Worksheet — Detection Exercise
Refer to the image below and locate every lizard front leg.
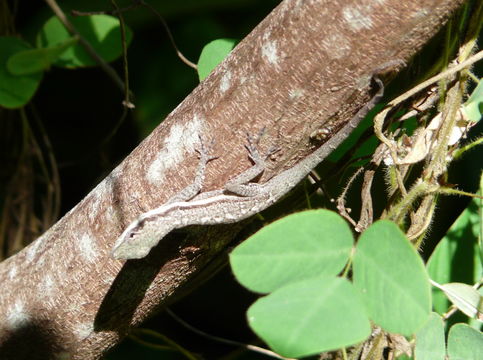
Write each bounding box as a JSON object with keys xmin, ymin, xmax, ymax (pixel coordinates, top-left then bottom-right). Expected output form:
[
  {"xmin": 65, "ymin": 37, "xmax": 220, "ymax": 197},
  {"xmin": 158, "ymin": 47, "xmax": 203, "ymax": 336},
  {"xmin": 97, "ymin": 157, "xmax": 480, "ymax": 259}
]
[{"xmin": 166, "ymin": 136, "xmax": 217, "ymax": 203}]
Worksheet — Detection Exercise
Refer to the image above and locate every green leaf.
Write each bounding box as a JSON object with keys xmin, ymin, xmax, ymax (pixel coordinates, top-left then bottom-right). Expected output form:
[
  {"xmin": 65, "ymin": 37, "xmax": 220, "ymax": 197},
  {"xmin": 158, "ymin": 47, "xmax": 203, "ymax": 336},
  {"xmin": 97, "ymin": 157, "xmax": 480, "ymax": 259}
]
[
  {"xmin": 0, "ymin": 36, "xmax": 43, "ymax": 109},
  {"xmin": 197, "ymin": 38, "xmax": 237, "ymax": 81},
  {"xmin": 230, "ymin": 210, "xmax": 354, "ymax": 293},
  {"xmin": 7, "ymin": 37, "xmax": 78, "ymax": 75},
  {"xmin": 463, "ymin": 79, "xmax": 483, "ymax": 122},
  {"xmin": 36, "ymin": 15, "xmax": 133, "ymax": 68},
  {"xmin": 415, "ymin": 312, "xmax": 446, "ymax": 360},
  {"xmin": 247, "ymin": 277, "xmax": 371, "ymax": 358},
  {"xmin": 437, "ymin": 282, "xmax": 483, "ymax": 321},
  {"xmin": 447, "ymin": 323, "xmax": 483, "ymax": 360},
  {"xmin": 427, "ymin": 186, "xmax": 482, "ymax": 315},
  {"xmin": 353, "ymin": 220, "xmax": 431, "ymax": 336}
]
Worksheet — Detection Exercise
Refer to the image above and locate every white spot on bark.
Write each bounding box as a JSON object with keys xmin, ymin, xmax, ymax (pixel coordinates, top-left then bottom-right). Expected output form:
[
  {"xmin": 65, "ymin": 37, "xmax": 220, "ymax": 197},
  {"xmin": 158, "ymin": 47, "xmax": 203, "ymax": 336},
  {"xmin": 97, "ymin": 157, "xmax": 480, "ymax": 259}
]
[
  {"xmin": 88, "ymin": 171, "xmax": 117, "ymax": 223},
  {"xmin": 105, "ymin": 204, "xmax": 120, "ymax": 224},
  {"xmin": 8, "ymin": 266, "xmax": 17, "ymax": 280},
  {"xmin": 107, "ymin": 164, "xmax": 123, "ymax": 183},
  {"xmin": 79, "ymin": 232, "xmax": 98, "ymax": 263},
  {"xmin": 75, "ymin": 322, "xmax": 94, "ymax": 340},
  {"xmin": 88, "ymin": 184, "xmax": 106, "ymax": 220},
  {"xmin": 322, "ymin": 33, "xmax": 352, "ymax": 59},
  {"xmin": 220, "ymin": 71, "xmax": 232, "ymax": 93},
  {"xmin": 88, "ymin": 197, "xmax": 101, "ymax": 223},
  {"xmin": 39, "ymin": 275, "xmax": 56, "ymax": 298},
  {"xmin": 65, "ymin": 299, "xmax": 83, "ymax": 315},
  {"xmin": 25, "ymin": 235, "xmax": 44, "ymax": 263},
  {"xmin": 289, "ymin": 88, "xmax": 304, "ymax": 100},
  {"xmin": 36, "ymin": 252, "xmax": 48, "ymax": 269},
  {"xmin": 343, "ymin": 6, "xmax": 374, "ymax": 31},
  {"xmin": 289, "ymin": 0, "xmax": 305, "ymax": 13},
  {"xmin": 414, "ymin": 8, "xmax": 430, "ymax": 17},
  {"xmin": 7, "ymin": 300, "xmax": 30, "ymax": 329},
  {"xmin": 147, "ymin": 115, "xmax": 204, "ymax": 185},
  {"xmin": 262, "ymin": 40, "xmax": 279, "ymax": 65},
  {"xmin": 102, "ymin": 274, "xmax": 116, "ymax": 285}
]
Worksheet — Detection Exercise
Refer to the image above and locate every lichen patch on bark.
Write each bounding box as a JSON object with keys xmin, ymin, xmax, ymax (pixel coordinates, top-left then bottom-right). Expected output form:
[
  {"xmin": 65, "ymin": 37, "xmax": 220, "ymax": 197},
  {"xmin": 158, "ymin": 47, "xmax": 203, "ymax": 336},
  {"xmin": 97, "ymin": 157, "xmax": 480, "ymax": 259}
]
[
  {"xmin": 6, "ymin": 300, "xmax": 30, "ymax": 330},
  {"xmin": 342, "ymin": 5, "xmax": 375, "ymax": 31},
  {"xmin": 146, "ymin": 115, "xmax": 205, "ymax": 185},
  {"xmin": 219, "ymin": 71, "xmax": 232, "ymax": 93},
  {"xmin": 78, "ymin": 232, "xmax": 99, "ymax": 263}
]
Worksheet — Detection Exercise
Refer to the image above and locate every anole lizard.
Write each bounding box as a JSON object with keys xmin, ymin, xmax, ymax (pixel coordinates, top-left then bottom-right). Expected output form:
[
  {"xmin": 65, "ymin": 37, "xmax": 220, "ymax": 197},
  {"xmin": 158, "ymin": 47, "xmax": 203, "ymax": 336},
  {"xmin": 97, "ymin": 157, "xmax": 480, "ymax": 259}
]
[{"xmin": 112, "ymin": 62, "xmax": 403, "ymax": 260}]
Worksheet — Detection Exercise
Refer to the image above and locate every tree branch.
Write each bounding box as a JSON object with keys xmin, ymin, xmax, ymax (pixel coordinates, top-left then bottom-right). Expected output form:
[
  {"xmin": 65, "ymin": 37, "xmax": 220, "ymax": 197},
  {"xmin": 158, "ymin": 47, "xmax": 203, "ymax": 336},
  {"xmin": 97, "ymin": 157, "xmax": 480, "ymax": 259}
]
[{"xmin": 0, "ymin": 0, "xmax": 466, "ymax": 358}]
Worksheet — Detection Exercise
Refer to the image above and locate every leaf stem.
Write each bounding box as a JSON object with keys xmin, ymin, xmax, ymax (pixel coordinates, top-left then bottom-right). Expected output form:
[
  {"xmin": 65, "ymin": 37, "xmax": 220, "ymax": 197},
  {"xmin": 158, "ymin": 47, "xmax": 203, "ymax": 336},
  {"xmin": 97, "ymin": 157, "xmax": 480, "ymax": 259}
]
[{"xmin": 138, "ymin": 0, "xmax": 197, "ymax": 69}]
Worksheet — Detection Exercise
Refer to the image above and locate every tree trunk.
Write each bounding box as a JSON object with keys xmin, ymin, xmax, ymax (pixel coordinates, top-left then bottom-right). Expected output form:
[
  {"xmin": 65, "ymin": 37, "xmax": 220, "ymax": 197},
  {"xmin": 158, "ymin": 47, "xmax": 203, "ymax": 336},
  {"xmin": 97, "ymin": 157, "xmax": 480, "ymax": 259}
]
[{"xmin": 0, "ymin": 0, "xmax": 466, "ymax": 358}]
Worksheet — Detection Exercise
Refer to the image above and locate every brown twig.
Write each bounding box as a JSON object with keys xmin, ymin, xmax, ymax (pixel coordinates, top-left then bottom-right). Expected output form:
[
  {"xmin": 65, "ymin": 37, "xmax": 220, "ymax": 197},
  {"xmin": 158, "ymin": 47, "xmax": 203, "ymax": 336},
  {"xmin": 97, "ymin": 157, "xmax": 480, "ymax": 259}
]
[
  {"xmin": 137, "ymin": 0, "xmax": 197, "ymax": 69},
  {"xmin": 109, "ymin": 0, "xmax": 134, "ymax": 109},
  {"xmin": 165, "ymin": 309, "xmax": 295, "ymax": 360},
  {"xmin": 335, "ymin": 167, "xmax": 363, "ymax": 228}
]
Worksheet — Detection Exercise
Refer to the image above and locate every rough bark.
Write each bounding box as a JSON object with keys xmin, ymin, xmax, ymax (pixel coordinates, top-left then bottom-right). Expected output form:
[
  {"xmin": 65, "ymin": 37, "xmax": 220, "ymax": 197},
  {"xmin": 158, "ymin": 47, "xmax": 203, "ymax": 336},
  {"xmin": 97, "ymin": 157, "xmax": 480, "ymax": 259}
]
[{"xmin": 0, "ymin": 0, "xmax": 466, "ymax": 358}]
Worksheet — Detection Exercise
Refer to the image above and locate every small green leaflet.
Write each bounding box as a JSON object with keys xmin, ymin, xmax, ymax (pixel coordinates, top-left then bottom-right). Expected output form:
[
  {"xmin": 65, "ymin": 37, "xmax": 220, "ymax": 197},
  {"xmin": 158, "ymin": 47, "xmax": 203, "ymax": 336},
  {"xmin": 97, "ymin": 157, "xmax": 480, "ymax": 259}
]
[{"xmin": 197, "ymin": 38, "xmax": 237, "ymax": 81}]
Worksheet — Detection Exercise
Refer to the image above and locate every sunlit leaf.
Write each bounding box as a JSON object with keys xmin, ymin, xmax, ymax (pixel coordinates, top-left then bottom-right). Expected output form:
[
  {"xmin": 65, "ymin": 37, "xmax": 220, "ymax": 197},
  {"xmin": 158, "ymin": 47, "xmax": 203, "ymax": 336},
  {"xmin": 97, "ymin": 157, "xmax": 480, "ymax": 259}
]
[
  {"xmin": 353, "ymin": 220, "xmax": 431, "ymax": 335},
  {"xmin": 415, "ymin": 312, "xmax": 446, "ymax": 360},
  {"xmin": 230, "ymin": 210, "xmax": 353, "ymax": 293},
  {"xmin": 197, "ymin": 38, "xmax": 237, "ymax": 81},
  {"xmin": 37, "ymin": 15, "xmax": 132, "ymax": 68},
  {"xmin": 7, "ymin": 37, "xmax": 78, "ymax": 75},
  {"xmin": 447, "ymin": 323, "xmax": 483, "ymax": 360},
  {"xmin": 247, "ymin": 277, "xmax": 371, "ymax": 358},
  {"xmin": 432, "ymin": 282, "xmax": 483, "ymax": 321}
]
